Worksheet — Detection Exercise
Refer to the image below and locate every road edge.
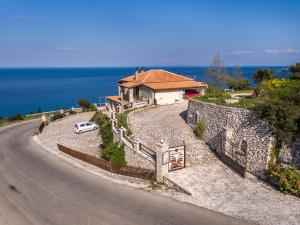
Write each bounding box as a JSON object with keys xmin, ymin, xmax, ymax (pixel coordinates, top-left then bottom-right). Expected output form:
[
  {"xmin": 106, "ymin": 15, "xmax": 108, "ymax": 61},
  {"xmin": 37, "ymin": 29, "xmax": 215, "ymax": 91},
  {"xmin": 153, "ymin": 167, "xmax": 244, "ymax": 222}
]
[{"xmin": 32, "ymin": 134, "xmax": 150, "ymax": 189}]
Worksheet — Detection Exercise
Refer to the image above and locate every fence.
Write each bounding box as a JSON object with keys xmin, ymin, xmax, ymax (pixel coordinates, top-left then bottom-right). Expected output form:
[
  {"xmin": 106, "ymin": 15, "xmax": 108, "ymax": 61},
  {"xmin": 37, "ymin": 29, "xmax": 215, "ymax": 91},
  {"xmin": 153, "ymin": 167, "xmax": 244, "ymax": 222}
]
[
  {"xmin": 57, "ymin": 144, "xmax": 155, "ymax": 180},
  {"xmin": 139, "ymin": 143, "xmax": 156, "ymax": 161},
  {"xmin": 122, "ymin": 132, "xmax": 134, "ymax": 148}
]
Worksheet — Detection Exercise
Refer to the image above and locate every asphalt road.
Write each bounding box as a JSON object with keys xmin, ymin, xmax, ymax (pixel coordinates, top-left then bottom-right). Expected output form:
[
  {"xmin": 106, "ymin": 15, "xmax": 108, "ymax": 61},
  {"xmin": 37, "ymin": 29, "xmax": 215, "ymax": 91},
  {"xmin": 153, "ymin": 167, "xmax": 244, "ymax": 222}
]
[{"xmin": 0, "ymin": 120, "xmax": 255, "ymax": 225}]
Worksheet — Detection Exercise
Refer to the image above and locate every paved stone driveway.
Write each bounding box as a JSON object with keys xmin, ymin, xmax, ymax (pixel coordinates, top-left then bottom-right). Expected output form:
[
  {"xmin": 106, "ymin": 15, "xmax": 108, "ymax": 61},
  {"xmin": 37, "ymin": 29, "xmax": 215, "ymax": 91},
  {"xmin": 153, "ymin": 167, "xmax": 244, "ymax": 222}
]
[
  {"xmin": 129, "ymin": 102, "xmax": 216, "ymax": 166},
  {"xmin": 39, "ymin": 112, "xmax": 101, "ymax": 158},
  {"xmin": 129, "ymin": 102, "xmax": 300, "ymax": 225}
]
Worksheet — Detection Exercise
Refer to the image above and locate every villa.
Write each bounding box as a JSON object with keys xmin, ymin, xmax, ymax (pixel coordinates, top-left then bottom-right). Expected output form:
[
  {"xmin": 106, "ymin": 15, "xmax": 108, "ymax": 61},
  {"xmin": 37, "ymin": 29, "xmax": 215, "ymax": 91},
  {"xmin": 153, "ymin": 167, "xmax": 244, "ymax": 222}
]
[{"xmin": 106, "ymin": 68, "xmax": 207, "ymax": 112}]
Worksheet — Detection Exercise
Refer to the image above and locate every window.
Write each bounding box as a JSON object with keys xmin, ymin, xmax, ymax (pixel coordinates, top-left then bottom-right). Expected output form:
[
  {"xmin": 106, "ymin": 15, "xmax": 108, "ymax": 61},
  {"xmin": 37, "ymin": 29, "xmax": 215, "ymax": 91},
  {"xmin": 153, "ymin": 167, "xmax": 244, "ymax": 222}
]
[
  {"xmin": 80, "ymin": 124, "xmax": 85, "ymax": 127},
  {"xmin": 86, "ymin": 123, "xmax": 91, "ymax": 126}
]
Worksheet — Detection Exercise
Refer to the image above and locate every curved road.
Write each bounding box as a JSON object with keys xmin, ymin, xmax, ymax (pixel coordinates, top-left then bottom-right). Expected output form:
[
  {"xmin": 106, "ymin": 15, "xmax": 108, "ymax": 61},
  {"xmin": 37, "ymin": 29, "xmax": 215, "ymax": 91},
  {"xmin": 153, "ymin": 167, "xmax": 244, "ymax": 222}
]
[{"xmin": 0, "ymin": 120, "xmax": 254, "ymax": 225}]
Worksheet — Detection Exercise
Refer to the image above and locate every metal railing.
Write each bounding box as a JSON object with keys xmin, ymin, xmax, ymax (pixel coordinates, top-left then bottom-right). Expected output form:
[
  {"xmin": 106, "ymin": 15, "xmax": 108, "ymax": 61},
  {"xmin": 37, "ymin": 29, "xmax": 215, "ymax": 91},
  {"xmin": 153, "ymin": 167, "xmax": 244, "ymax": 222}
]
[
  {"xmin": 123, "ymin": 132, "xmax": 134, "ymax": 148},
  {"xmin": 139, "ymin": 143, "xmax": 156, "ymax": 161}
]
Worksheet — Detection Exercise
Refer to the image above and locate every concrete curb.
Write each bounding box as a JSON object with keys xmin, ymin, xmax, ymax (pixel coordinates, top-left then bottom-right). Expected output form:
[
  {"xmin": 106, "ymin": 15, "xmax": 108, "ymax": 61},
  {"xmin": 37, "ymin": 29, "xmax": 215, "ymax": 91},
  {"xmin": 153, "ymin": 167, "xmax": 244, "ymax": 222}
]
[{"xmin": 32, "ymin": 135, "xmax": 150, "ymax": 189}]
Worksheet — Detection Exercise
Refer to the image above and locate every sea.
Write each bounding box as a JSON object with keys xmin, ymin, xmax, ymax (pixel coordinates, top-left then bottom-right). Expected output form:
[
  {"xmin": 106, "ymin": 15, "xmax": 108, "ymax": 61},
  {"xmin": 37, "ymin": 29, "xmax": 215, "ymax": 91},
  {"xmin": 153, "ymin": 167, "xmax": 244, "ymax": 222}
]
[{"xmin": 0, "ymin": 66, "xmax": 289, "ymax": 117}]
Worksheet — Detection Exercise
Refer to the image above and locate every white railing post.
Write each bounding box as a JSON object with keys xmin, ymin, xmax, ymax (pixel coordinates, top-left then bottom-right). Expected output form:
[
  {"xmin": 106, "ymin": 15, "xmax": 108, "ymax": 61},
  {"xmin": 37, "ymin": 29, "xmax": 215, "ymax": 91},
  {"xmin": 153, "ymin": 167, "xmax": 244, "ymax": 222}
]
[
  {"xmin": 155, "ymin": 140, "xmax": 169, "ymax": 182},
  {"xmin": 110, "ymin": 118, "xmax": 117, "ymax": 129},
  {"xmin": 133, "ymin": 138, "xmax": 141, "ymax": 152},
  {"xmin": 119, "ymin": 126, "xmax": 125, "ymax": 138}
]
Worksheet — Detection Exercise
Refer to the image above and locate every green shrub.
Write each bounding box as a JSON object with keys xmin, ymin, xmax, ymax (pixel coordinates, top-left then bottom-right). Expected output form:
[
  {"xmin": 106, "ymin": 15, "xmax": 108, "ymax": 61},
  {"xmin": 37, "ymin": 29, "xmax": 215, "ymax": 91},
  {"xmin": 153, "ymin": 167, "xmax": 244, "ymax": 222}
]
[
  {"xmin": 101, "ymin": 142, "xmax": 126, "ymax": 167},
  {"xmin": 116, "ymin": 110, "xmax": 133, "ymax": 136},
  {"xmin": 266, "ymin": 148, "xmax": 300, "ymax": 197},
  {"xmin": 91, "ymin": 112, "xmax": 126, "ymax": 166},
  {"xmin": 195, "ymin": 120, "xmax": 205, "ymax": 139},
  {"xmin": 78, "ymin": 98, "xmax": 91, "ymax": 110},
  {"xmin": 51, "ymin": 112, "xmax": 65, "ymax": 121},
  {"xmin": 253, "ymin": 69, "xmax": 275, "ymax": 84},
  {"xmin": 68, "ymin": 110, "xmax": 77, "ymax": 115},
  {"xmin": 91, "ymin": 112, "xmax": 113, "ymax": 149},
  {"xmin": 194, "ymin": 84, "xmax": 230, "ymax": 105},
  {"xmin": 8, "ymin": 113, "xmax": 24, "ymax": 121},
  {"xmin": 110, "ymin": 143, "xmax": 126, "ymax": 167},
  {"xmin": 267, "ymin": 165, "xmax": 300, "ymax": 196},
  {"xmin": 39, "ymin": 122, "xmax": 45, "ymax": 133}
]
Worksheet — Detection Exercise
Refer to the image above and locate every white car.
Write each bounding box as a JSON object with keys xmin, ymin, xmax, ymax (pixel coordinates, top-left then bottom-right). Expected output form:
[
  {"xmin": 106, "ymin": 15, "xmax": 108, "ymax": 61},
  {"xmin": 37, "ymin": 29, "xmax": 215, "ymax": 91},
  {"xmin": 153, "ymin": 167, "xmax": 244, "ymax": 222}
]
[{"xmin": 74, "ymin": 122, "xmax": 98, "ymax": 134}]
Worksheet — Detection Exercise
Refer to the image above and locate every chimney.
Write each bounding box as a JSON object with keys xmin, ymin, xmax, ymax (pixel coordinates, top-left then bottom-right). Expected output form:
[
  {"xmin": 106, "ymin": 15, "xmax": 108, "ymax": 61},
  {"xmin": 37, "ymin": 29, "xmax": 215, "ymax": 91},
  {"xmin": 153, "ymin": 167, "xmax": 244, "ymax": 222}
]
[
  {"xmin": 140, "ymin": 66, "xmax": 144, "ymax": 73},
  {"xmin": 134, "ymin": 67, "xmax": 139, "ymax": 80}
]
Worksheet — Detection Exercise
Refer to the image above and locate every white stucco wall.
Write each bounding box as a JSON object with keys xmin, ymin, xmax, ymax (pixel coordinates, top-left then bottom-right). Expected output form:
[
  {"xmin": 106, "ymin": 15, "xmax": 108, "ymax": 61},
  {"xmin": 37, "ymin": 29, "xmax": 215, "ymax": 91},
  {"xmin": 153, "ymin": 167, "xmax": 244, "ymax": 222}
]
[{"xmin": 154, "ymin": 89, "xmax": 184, "ymax": 105}]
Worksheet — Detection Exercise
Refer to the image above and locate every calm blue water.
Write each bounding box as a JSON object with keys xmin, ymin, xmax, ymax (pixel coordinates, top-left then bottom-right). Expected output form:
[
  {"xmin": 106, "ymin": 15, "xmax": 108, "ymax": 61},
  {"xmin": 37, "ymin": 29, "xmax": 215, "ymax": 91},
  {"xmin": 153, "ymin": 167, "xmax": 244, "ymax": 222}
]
[{"xmin": 0, "ymin": 66, "xmax": 289, "ymax": 117}]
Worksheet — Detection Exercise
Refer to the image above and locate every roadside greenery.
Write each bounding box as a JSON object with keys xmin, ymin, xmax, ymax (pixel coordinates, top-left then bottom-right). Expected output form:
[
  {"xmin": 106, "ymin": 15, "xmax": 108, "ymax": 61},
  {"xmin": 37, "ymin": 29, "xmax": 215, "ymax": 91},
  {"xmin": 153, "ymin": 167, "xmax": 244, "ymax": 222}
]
[
  {"xmin": 116, "ymin": 109, "xmax": 134, "ymax": 136},
  {"xmin": 195, "ymin": 120, "xmax": 205, "ymax": 139},
  {"xmin": 91, "ymin": 112, "xmax": 126, "ymax": 167},
  {"xmin": 267, "ymin": 149, "xmax": 300, "ymax": 196}
]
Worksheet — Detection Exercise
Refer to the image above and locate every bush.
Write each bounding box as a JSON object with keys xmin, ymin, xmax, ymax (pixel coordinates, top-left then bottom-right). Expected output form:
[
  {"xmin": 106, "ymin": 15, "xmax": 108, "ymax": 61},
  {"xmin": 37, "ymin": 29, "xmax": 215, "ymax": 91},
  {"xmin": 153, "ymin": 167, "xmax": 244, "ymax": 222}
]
[
  {"xmin": 91, "ymin": 111, "xmax": 127, "ymax": 166},
  {"xmin": 194, "ymin": 84, "xmax": 230, "ymax": 105},
  {"xmin": 227, "ymin": 77, "xmax": 249, "ymax": 91},
  {"xmin": 78, "ymin": 98, "xmax": 91, "ymax": 110},
  {"xmin": 253, "ymin": 69, "xmax": 275, "ymax": 84},
  {"xmin": 68, "ymin": 110, "xmax": 77, "ymax": 115},
  {"xmin": 267, "ymin": 164, "xmax": 300, "ymax": 196},
  {"xmin": 102, "ymin": 142, "xmax": 126, "ymax": 167},
  {"xmin": 39, "ymin": 122, "xmax": 45, "ymax": 133},
  {"xmin": 51, "ymin": 112, "xmax": 65, "ymax": 121},
  {"xmin": 116, "ymin": 110, "xmax": 133, "ymax": 136},
  {"xmin": 195, "ymin": 120, "xmax": 205, "ymax": 139},
  {"xmin": 253, "ymin": 79, "xmax": 300, "ymax": 145},
  {"xmin": 8, "ymin": 113, "xmax": 24, "ymax": 121}
]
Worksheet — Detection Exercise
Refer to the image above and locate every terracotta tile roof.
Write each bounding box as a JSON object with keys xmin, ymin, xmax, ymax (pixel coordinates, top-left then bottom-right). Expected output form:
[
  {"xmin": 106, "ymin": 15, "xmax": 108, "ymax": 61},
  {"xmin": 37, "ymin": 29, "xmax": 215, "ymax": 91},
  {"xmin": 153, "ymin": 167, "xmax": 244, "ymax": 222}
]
[
  {"xmin": 119, "ymin": 69, "xmax": 206, "ymax": 91},
  {"xmin": 106, "ymin": 95, "xmax": 122, "ymax": 104},
  {"xmin": 144, "ymin": 81, "xmax": 207, "ymax": 90},
  {"xmin": 120, "ymin": 69, "xmax": 193, "ymax": 83},
  {"xmin": 119, "ymin": 82, "xmax": 140, "ymax": 88}
]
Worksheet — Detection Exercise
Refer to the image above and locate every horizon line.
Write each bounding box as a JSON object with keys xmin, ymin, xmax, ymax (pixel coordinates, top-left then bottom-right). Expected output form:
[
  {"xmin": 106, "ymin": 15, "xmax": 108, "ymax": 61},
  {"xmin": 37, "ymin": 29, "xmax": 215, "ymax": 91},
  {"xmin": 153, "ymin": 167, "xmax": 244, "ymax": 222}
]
[{"xmin": 0, "ymin": 65, "xmax": 290, "ymax": 69}]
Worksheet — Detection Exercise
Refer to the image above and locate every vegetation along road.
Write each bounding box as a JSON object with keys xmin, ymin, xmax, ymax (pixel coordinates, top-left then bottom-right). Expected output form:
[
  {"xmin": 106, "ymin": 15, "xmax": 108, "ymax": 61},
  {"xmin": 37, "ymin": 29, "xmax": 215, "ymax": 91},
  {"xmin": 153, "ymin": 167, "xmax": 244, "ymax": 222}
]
[{"xmin": 0, "ymin": 120, "xmax": 255, "ymax": 225}]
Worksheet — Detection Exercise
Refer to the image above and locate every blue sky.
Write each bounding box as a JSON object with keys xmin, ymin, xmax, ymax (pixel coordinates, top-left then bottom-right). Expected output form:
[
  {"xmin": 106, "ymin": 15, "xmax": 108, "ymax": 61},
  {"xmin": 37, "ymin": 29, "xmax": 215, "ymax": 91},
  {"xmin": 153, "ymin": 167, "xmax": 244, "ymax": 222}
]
[{"xmin": 0, "ymin": 0, "xmax": 299, "ymax": 67}]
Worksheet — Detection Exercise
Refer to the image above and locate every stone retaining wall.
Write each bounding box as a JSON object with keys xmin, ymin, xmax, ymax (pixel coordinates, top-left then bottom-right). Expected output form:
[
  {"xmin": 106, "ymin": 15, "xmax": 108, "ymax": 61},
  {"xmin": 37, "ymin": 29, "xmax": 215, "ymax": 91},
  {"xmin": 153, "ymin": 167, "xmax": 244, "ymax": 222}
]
[{"xmin": 187, "ymin": 99, "xmax": 275, "ymax": 176}]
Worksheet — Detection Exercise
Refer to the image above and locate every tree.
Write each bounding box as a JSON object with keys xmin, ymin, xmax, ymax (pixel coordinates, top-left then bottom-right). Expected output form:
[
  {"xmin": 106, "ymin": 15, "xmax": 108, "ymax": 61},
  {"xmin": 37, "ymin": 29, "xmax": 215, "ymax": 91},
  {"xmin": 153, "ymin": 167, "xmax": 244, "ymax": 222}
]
[
  {"xmin": 78, "ymin": 98, "xmax": 90, "ymax": 110},
  {"xmin": 226, "ymin": 66, "xmax": 249, "ymax": 91},
  {"xmin": 205, "ymin": 54, "xmax": 228, "ymax": 87},
  {"xmin": 289, "ymin": 63, "xmax": 300, "ymax": 79},
  {"xmin": 37, "ymin": 107, "xmax": 42, "ymax": 113},
  {"xmin": 253, "ymin": 69, "xmax": 275, "ymax": 84}
]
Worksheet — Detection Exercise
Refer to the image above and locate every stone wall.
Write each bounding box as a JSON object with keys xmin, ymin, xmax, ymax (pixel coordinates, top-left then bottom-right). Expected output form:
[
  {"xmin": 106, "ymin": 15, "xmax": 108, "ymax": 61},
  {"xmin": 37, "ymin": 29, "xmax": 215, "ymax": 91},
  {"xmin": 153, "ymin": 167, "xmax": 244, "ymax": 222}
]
[
  {"xmin": 278, "ymin": 138, "xmax": 300, "ymax": 168},
  {"xmin": 187, "ymin": 99, "xmax": 275, "ymax": 176}
]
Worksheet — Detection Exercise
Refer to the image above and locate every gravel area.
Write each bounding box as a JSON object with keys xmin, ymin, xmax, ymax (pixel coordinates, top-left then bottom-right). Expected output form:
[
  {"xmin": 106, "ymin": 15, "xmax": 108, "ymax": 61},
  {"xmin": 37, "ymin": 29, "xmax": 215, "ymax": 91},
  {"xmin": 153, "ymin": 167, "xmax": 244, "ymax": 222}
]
[
  {"xmin": 129, "ymin": 102, "xmax": 300, "ymax": 225},
  {"xmin": 129, "ymin": 101, "xmax": 216, "ymax": 166},
  {"xmin": 39, "ymin": 112, "xmax": 101, "ymax": 158}
]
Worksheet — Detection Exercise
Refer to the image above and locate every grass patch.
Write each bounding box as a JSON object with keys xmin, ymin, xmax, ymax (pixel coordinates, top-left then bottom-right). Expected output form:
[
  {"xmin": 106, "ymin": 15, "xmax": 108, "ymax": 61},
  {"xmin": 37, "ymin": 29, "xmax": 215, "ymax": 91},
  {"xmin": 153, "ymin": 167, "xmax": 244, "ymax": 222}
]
[
  {"xmin": 195, "ymin": 120, "xmax": 205, "ymax": 139},
  {"xmin": 116, "ymin": 109, "xmax": 134, "ymax": 136}
]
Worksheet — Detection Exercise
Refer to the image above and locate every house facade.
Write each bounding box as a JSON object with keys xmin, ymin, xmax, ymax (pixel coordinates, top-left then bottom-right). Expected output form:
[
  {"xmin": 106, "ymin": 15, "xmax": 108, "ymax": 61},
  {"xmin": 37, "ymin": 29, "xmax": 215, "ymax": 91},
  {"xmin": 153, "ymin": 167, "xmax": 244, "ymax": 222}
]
[{"xmin": 106, "ymin": 68, "xmax": 207, "ymax": 112}]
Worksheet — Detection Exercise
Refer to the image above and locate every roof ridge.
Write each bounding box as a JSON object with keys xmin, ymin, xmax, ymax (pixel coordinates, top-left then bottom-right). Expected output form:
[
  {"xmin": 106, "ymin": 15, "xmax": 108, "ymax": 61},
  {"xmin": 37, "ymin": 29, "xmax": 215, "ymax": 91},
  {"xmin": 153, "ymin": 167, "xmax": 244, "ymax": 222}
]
[{"xmin": 158, "ymin": 69, "xmax": 193, "ymax": 81}]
